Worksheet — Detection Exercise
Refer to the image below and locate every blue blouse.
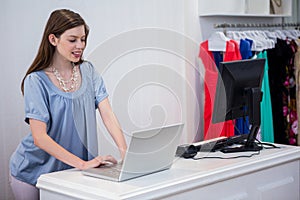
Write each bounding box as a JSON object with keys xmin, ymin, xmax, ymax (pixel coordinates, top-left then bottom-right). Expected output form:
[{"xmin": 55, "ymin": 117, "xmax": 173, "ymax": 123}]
[{"xmin": 10, "ymin": 61, "xmax": 108, "ymax": 185}]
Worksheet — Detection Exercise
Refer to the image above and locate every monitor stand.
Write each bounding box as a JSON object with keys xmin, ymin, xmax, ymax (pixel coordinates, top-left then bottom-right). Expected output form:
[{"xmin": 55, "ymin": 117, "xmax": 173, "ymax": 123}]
[
  {"xmin": 221, "ymin": 87, "xmax": 263, "ymax": 153},
  {"xmin": 220, "ymin": 125, "xmax": 263, "ymax": 153}
]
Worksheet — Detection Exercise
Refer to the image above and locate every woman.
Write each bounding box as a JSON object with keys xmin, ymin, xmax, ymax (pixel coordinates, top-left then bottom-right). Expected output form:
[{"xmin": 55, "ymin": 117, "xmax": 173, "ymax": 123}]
[{"xmin": 9, "ymin": 9, "xmax": 127, "ymax": 200}]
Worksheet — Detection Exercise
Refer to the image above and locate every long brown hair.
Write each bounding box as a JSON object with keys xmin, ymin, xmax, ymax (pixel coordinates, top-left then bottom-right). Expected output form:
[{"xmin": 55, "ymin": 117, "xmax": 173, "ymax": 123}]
[{"xmin": 21, "ymin": 9, "xmax": 89, "ymax": 95}]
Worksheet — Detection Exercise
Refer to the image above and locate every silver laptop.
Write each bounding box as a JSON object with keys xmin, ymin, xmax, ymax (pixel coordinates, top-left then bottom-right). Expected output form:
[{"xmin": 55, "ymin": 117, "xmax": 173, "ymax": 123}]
[{"xmin": 82, "ymin": 123, "xmax": 184, "ymax": 182}]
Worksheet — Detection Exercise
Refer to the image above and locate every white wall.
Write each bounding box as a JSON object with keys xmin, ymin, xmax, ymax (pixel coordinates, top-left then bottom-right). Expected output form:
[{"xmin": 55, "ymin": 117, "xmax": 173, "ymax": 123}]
[{"xmin": 0, "ymin": 1, "xmax": 202, "ymax": 199}]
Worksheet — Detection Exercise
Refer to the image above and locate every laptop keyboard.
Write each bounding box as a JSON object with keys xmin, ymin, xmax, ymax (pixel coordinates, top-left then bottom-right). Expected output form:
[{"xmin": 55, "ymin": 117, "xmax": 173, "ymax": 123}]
[{"xmin": 97, "ymin": 163, "xmax": 123, "ymax": 179}]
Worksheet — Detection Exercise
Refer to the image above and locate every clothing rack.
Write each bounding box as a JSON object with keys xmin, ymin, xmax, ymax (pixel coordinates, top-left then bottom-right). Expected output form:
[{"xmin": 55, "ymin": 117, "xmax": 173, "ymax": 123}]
[{"xmin": 214, "ymin": 22, "xmax": 300, "ymax": 29}]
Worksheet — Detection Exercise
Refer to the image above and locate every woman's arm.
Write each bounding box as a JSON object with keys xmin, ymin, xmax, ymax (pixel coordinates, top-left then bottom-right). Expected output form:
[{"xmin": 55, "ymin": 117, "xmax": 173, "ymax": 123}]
[
  {"xmin": 98, "ymin": 98, "xmax": 127, "ymax": 160},
  {"xmin": 30, "ymin": 119, "xmax": 117, "ymax": 170}
]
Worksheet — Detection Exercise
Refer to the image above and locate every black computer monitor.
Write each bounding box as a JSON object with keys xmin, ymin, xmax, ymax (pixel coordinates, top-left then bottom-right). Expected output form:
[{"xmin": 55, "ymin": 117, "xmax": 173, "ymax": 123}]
[{"xmin": 212, "ymin": 58, "xmax": 266, "ymax": 153}]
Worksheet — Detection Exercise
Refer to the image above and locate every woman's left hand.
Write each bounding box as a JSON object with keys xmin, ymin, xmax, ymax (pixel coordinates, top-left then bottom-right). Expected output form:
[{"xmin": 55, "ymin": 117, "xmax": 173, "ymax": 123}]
[{"xmin": 96, "ymin": 155, "xmax": 118, "ymax": 165}]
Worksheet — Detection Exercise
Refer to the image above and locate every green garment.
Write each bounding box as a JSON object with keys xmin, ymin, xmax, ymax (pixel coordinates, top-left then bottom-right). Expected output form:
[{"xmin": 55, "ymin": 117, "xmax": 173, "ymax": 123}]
[{"xmin": 258, "ymin": 51, "xmax": 274, "ymax": 143}]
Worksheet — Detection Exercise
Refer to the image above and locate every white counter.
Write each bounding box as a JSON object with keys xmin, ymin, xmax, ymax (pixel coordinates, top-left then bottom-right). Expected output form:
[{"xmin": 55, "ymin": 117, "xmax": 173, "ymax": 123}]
[{"xmin": 37, "ymin": 144, "xmax": 300, "ymax": 200}]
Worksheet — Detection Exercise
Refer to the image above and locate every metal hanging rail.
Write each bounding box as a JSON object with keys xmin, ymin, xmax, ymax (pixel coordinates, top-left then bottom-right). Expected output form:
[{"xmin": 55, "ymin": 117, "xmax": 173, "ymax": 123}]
[{"xmin": 214, "ymin": 22, "xmax": 300, "ymax": 29}]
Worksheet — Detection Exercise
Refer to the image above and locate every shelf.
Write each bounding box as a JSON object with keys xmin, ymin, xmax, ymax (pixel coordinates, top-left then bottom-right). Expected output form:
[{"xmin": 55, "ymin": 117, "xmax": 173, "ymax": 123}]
[
  {"xmin": 198, "ymin": 0, "xmax": 292, "ymax": 17},
  {"xmin": 199, "ymin": 14, "xmax": 291, "ymax": 17}
]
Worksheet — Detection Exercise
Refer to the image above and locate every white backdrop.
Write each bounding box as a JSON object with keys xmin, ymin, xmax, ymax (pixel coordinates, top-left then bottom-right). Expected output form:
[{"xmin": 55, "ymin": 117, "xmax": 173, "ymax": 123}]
[{"xmin": 0, "ymin": 1, "xmax": 202, "ymax": 199}]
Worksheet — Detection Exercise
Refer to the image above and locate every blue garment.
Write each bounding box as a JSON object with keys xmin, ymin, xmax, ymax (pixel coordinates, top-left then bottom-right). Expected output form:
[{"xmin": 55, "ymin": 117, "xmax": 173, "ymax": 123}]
[
  {"xmin": 240, "ymin": 39, "xmax": 253, "ymax": 60},
  {"xmin": 235, "ymin": 39, "xmax": 253, "ymax": 135},
  {"xmin": 10, "ymin": 61, "xmax": 108, "ymax": 185},
  {"xmin": 212, "ymin": 51, "xmax": 223, "ymax": 69}
]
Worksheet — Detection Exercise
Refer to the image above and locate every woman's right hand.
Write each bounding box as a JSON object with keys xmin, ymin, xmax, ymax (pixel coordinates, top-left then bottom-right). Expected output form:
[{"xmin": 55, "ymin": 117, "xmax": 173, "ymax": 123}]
[{"xmin": 82, "ymin": 155, "xmax": 118, "ymax": 170}]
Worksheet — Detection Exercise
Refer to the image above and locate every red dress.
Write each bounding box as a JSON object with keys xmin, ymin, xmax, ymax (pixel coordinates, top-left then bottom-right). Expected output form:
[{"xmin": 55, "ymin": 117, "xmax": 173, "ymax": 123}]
[{"xmin": 199, "ymin": 40, "xmax": 241, "ymax": 140}]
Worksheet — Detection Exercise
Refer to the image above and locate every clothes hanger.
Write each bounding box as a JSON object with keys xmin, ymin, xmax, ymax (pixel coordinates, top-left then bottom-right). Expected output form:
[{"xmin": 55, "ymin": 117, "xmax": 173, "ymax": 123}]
[
  {"xmin": 244, "ymin": 30, "xmax": 265, "ymax": 51},
  {"xmin": 241, "ymin": 31, "xmax": 256, "ymax": 51},
  {"xmin": 263, "ymin": 30, "xmax": 277, "ymax": 45},
  {"xmin": 234, "ymin": 31, "xmax": 246, "ymax": 41},
  {"xmin": 289, "ymin": 30, "xmax": 300, "ymax": 38},
  {"xmin": 265, "ymin": 31, "xmax": 276, "ymax": 48},
  {"xmin": 285, "ymin": 30, "xmax": 298, "ymax": 40},
  {"xmin": 226, "ymin": 31, "xmax": 243, "ymax": 41},
  {"xmin": 251, "ymin": 30, "xmax": 266, "ymax": 49},
  {"xmin": 256, "ymin": 30, "xmax": 274, "ymax": 49},
  {"xmin": 281, "ymin": 30, "xmax": 297, "ymax": 40},
  {"xmin": 274, "ymin": 30, "xmax": 287, "ymax": 40},
  {"xmin": 208, "ymin": 31, "xmax": 230, "ymax": 51},
  {"xmin": 225, "ymin": 31, "xmax": 235, "ymax": 40}
]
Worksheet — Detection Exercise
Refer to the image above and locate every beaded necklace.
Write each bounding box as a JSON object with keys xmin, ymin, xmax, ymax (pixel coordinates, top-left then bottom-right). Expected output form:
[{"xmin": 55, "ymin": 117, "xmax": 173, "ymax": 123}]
[{"xmin": 52, "ymin": 63, "xmax": 79, "ymax": 92}]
